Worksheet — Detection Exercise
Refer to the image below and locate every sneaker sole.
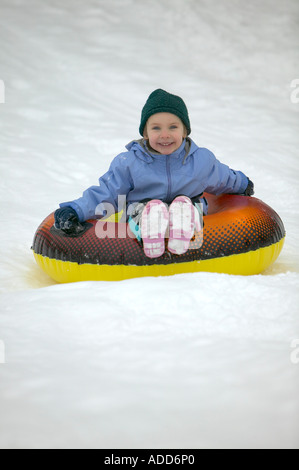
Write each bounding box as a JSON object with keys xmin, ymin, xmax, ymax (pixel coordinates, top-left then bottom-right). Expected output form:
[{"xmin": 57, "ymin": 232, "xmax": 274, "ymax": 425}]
[
  {"xmin": 168, "ymin": 196, "xmax": 197, "ymax": 255},
  {"xmin": 141, "ymin": 200, "xmax": 169, "ymax": 258}
]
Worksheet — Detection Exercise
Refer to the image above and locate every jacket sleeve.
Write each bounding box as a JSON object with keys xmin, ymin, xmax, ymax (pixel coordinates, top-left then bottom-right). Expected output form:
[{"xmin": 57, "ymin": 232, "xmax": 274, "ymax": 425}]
[
  {"xmin": 201, "ymin": 149, "xmax": 249, "ymax": 195},
  {"xmin": 59, "ymin": 153, "xmax": 134, "ymax": 222}
]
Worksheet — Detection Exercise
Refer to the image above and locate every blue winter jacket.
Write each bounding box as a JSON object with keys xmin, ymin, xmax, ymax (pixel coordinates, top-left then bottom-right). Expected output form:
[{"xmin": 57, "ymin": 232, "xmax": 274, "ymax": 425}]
[{"xmin": 60, "ymin": 138, "xmax": 249, "ymax": 221}]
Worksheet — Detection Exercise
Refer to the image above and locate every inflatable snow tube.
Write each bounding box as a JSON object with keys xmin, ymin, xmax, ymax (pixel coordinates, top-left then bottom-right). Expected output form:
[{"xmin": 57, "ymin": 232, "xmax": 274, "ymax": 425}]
[{"xmin": 32, "ymin": 194, "xmax": 285, "ymax": 282}]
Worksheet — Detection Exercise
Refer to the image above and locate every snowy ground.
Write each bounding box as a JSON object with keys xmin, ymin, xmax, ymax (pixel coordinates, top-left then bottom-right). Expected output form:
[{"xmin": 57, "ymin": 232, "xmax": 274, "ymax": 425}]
[{"xmin": 0, "ymin": 0, "xmax": 299, "ymax": 449}]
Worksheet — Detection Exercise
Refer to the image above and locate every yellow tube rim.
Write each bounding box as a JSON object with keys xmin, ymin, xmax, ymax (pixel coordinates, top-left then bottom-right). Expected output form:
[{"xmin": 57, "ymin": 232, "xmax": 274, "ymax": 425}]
[{"xmin": 33, "ymin": 237, "xmax": 285, "ymax": 283}]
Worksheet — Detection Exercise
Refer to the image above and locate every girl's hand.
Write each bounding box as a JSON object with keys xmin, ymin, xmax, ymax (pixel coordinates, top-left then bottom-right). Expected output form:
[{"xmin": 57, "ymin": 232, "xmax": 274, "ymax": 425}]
[
  {"xmin": 54, "ymin": 207, "xmax": 80, "ymax": 234},
  {"xmin": 242, "ymin": 179, "xmax": 254, "ymax": 196}
]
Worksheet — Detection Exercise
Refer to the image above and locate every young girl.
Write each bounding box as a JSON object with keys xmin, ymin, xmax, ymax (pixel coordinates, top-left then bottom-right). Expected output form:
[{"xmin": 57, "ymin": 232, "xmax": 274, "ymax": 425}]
[{"xmin": 54, "ymin": 89, "xmax": 254, "ymax": 258}]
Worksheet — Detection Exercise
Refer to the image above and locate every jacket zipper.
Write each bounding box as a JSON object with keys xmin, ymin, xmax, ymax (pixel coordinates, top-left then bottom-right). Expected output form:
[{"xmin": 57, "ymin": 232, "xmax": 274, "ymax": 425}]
[{"xmin": 166, "ymin": 155, "xmax": 172, "ymax": 202}]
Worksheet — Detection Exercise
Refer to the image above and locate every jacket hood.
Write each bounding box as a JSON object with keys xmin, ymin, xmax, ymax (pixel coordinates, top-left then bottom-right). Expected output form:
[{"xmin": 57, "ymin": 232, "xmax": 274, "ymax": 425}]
[{"xmin": 125, "ymin": 137, "xmax": 197, "ymax": 164}]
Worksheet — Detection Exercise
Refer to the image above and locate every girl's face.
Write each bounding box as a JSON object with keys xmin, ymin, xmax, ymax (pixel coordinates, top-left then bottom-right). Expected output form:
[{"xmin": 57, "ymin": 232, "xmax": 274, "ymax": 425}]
[{"xmin": 143, "ymin": 112, "xmax": 187, "ymax": 155}]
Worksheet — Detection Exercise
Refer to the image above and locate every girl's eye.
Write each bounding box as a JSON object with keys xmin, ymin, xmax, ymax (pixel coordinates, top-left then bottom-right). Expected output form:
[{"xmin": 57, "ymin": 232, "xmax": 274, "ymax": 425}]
[{"xmin": 151, "ymin": 126, "xmax": 177, "ymax": 131}]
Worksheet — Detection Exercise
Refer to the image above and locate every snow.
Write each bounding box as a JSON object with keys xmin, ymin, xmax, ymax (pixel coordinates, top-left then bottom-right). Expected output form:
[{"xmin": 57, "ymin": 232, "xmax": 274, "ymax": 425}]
[{"xmin": 0, "ymin": 0, "xmax": 299, "ymax": 449}]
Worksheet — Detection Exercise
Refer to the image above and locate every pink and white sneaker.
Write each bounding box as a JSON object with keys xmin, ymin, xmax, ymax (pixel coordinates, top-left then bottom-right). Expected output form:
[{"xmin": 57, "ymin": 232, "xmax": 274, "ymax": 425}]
[
  {"xmin": 140, "ymin": 200, "xmax": 169, "ymax": 258},
  {"xmin": 168, "ymin": 196, "xmax": 202, "ymax": 255}
]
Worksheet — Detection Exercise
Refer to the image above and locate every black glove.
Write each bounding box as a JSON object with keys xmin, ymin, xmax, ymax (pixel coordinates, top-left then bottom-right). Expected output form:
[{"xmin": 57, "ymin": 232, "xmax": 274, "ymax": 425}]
[
  {"xmin": 54, "ymin": 206, "xmax": 80, "ymax": 234},
  {"xmin": 242, "ymin": 178, "xmax": 254, "ymax": 196}
]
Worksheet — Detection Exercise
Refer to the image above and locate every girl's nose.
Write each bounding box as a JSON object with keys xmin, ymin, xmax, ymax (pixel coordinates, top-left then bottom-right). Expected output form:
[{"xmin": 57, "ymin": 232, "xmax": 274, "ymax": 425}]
[{"xmin": 160, "ymin": 128, "xmax": 170, "ymax": 139}]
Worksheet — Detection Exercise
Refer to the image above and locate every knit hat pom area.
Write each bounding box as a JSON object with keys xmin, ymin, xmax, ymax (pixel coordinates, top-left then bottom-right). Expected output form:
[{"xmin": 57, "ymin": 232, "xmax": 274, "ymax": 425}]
[{"xmin": 139, "ymin": 89, "xmax": 191, "ymax": 136}]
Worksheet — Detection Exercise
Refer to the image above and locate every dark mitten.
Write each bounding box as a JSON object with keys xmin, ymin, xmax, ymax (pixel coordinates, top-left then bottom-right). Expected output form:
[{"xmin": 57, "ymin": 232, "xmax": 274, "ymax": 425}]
[
  {"xmin": 242, "ymin": 179, "xmax": 254, "ymax": 196},
  {"xmin": 54, "ymin": 206, "xmax": 80, "ymax": 233}
]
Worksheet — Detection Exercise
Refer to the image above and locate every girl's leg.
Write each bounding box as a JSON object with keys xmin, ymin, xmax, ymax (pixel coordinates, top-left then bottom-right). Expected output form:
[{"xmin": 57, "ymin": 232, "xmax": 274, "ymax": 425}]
[
  {"xmin": 128, "ymin": 196, "xmax": 203, "ymax": 258},
  {"xmin": 128, "ymin": 202, "xmax": 147, "ymax": 242}
]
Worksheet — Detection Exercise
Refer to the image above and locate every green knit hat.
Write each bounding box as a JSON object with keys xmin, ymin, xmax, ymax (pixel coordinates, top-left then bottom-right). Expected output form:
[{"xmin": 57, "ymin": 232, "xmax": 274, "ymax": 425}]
[{"xmin": 139, "ymin": 89, "xmax": 191, "ymax": 136}]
